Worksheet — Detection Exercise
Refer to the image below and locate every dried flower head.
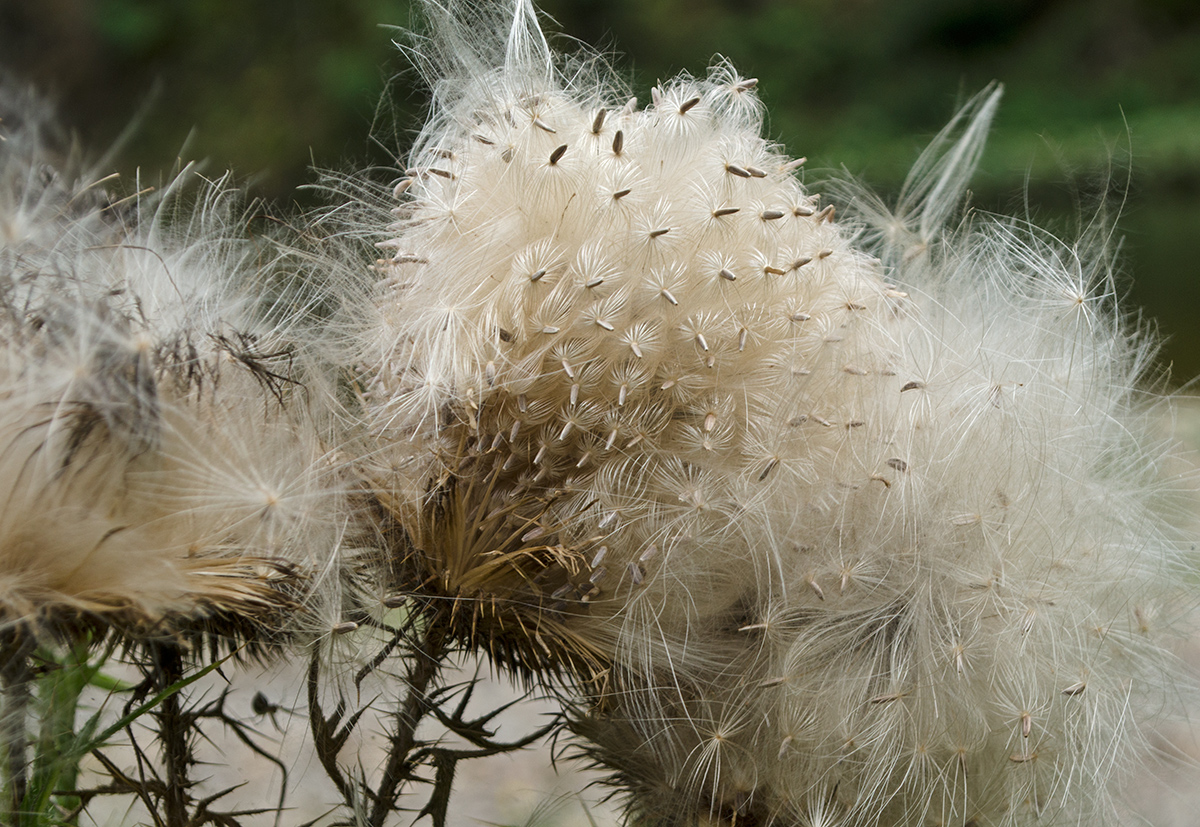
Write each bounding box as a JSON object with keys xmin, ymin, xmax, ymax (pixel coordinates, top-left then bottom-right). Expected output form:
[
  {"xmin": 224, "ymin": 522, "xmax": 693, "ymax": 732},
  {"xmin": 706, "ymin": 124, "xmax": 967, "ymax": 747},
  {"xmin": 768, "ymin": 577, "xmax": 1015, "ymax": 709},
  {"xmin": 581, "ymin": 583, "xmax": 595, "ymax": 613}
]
[
  {"xmin": 351, "ymin": 4, "xmax": 1192, "ymax": 825},
  {"xmin": 0, "ymin": 94, "xmax": 347, "ymax": 645}
]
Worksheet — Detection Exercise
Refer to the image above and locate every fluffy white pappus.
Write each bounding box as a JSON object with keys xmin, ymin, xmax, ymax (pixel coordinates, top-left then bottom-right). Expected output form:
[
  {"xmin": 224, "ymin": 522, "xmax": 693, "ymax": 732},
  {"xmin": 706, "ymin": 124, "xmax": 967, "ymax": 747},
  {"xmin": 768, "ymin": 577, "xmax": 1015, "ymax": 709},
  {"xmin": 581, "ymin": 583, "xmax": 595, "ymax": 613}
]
[
  {"xmin": 0, "ymin": 100, "xmax": 351, "ymax": 639},
  {"xmin": 352, "ymin": 4, "xmax": 1193, "ymax": 826}
]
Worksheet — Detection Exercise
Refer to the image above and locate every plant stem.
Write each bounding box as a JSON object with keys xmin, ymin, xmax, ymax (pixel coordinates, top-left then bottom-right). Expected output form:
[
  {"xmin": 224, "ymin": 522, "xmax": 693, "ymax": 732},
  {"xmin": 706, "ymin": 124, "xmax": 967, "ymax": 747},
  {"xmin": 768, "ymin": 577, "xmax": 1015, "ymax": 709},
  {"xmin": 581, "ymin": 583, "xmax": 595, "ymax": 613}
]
[
  {"xmin": 150, "ymin": 642, "xmax": 190, "ymax": 827},
  {"xmin": 367, "ymin": 614, "xmax": 449, "ymax": 827},
  {"xmin": 0, "ymin": 627, "xmax": 35, "ymax": 827}
]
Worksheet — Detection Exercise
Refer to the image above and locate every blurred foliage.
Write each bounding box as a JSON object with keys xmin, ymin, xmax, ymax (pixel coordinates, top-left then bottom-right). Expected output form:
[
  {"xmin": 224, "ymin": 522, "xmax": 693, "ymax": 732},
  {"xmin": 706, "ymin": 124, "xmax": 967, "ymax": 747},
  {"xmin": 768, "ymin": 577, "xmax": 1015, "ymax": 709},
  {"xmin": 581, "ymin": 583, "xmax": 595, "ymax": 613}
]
[{"xmin": 2, "ymin": 0, "xmax": 1199, "ymax": 379}]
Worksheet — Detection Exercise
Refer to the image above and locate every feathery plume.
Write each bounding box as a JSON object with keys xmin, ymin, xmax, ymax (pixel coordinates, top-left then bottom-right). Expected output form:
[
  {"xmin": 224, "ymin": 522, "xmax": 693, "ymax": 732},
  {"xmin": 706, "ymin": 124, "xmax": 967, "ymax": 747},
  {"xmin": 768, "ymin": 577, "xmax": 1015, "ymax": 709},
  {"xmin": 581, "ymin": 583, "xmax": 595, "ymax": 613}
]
[
  {"xmin": 0, "ymin": 89, "xmax": 348, "ymax": 644},
  {"xmin": 347, "ymin": 3, "xmax": 1194, "ymax": 826}
]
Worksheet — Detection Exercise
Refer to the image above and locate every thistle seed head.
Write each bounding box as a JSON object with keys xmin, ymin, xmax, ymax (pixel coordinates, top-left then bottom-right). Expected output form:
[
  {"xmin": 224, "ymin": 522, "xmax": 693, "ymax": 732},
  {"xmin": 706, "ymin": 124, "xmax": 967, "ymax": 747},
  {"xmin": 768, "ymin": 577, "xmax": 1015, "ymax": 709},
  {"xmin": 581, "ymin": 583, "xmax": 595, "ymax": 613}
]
[
  {"xmin": 351, "ymin": 3, "xmax": 1193, "ymax": 825},
  {"xmin": 0, "ymin": 103, "xmax": 350, "ymax": 645}
]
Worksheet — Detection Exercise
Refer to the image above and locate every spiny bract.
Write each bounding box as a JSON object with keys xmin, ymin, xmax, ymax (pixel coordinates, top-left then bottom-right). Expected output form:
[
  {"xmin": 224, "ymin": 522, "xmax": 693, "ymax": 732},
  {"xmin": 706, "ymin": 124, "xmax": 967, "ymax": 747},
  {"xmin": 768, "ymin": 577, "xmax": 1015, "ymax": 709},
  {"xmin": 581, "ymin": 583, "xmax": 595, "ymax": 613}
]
[{"xmin": 352, "ymin": 3, "xmax": 1190, "ymax": 826}]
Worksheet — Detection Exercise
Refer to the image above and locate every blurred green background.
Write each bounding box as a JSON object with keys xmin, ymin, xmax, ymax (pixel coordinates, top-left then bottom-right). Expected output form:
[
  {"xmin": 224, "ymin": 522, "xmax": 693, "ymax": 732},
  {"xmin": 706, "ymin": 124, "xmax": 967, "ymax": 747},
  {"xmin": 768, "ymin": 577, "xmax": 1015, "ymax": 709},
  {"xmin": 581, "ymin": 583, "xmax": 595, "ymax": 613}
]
[{"xmin": 3, "ymin": 0, "xmax": 1199, "ymax": 382}]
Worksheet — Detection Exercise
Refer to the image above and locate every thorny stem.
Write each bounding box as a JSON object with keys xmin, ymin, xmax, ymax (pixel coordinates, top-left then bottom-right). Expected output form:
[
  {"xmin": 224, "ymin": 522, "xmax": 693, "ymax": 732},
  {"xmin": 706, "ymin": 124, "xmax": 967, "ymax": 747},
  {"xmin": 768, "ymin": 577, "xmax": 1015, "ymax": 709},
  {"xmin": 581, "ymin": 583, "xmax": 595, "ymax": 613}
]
[
  {"xmin": 367, "ymin": 612, "xmax": 449, "ymax": 827},
  {"xmin": 149, "ymin": 642, "xmax": 190, "ymax": 827},
  {"xmin": 308, "ymin": 653, "xmax": 355, "ymax": 803},
  {"xmin": 0, "ymin": 627, "xmax": 35, "ymax": 826}
]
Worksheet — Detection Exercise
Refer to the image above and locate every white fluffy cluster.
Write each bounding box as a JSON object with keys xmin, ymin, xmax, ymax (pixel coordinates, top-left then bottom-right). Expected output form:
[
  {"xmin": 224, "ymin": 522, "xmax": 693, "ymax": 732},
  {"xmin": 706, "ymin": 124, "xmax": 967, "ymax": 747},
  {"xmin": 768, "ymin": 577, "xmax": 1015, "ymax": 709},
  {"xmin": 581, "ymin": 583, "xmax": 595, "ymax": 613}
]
[
  {"xmin": 0, "ymin": 4, "xmax": 1187, "ymax": 824},
  {"xmin": 360, "ymin": 3, "xmax": 1189, "ymax": 825},
  {"xmin": 0, "ymin": 92, "xmax": 345, "ymax": 628}
]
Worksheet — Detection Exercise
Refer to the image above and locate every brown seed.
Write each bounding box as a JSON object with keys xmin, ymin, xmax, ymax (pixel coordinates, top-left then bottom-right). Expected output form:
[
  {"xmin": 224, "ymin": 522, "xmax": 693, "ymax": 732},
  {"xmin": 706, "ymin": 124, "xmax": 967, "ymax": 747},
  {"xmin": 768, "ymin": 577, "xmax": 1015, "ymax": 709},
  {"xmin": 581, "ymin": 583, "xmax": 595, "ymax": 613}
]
[
  {"xmin": 549, "ymin": 144, "xmax": 568, "ymax": 165},
  {"xmin": 758, "ymin": 457, "xmax": 779, "ymax": 481},
  {"xmin": 679, "ymin": 96, "xmax": 701, "ymax": 113},
  {"xmin": 807, "ymin": 577, "xmax": 825, "ymax": 600}
]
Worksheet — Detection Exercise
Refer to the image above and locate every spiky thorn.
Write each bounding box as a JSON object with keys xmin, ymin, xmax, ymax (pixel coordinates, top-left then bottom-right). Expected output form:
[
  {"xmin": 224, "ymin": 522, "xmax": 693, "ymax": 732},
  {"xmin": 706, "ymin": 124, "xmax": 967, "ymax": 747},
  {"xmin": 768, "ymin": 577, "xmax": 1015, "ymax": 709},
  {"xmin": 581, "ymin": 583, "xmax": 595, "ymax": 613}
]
[
  {"xmin": 365, "ymin": 616, "xmax": 451, "ymax": 827},
  {"xmin": 188, "ymin": 686, "xmax": 291, "ymax": 827},
  {"xmin": 307, "ymin": 652, "xmax": 372, "ymax": 804},
  {"xmin": 87, "ymin": 750, "xmax": 164, "ymax": 821},
  {"xmin": 411, "ymin": 678, "xmax": 561, "ymax": 827},
  {"xmin": 149, "ymin": 641, "xmax": 191, "ymax": 827}
]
